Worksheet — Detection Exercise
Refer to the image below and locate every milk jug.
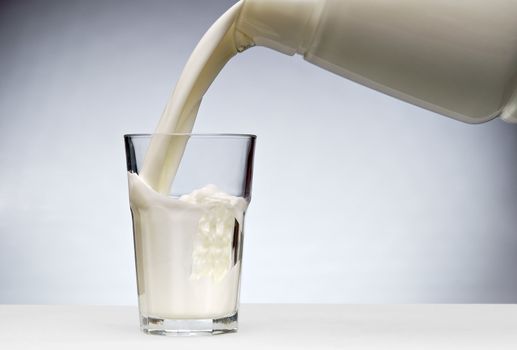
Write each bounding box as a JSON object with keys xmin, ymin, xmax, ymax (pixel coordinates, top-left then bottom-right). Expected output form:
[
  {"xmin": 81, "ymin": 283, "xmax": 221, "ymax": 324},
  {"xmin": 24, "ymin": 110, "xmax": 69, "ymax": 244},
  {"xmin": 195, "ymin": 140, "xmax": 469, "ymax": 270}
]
[{"xmin": 236, "ymin": 0, "xmax": 517, "ymax": 123}]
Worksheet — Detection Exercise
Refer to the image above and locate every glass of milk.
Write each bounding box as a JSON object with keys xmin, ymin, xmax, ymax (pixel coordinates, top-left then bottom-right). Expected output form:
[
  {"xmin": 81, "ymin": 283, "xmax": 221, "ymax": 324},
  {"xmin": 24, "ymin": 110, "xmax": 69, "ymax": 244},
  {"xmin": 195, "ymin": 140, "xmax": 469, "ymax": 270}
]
[{"xmin": 124, "ymin": 133, "xmax": 256, "ymax": 335}]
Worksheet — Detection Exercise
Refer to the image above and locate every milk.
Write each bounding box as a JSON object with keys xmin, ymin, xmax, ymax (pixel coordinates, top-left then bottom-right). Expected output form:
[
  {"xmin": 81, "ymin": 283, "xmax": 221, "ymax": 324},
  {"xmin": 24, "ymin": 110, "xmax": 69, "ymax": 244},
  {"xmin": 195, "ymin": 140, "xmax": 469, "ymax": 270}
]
[{"xmin": 129, "ymin": 173, "xmax": 247, "ymax": 319}]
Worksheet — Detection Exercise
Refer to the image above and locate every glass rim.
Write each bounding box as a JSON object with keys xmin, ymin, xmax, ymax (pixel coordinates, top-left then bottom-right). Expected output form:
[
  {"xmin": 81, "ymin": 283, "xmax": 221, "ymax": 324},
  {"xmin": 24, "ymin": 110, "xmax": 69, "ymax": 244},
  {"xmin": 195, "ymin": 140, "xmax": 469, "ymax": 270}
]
[{"xmin": 124, "ymin": 133, "xmax": 256, "ymax": 139}]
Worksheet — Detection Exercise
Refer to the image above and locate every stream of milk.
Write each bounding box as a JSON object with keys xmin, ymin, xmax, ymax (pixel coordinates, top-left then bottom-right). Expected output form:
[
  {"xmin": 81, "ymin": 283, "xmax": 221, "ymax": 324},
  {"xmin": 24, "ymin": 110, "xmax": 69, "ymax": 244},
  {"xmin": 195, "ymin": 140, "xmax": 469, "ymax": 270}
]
[{"xmin": 140, "ymin": 1, "xmax": 248, "ymax": 193}]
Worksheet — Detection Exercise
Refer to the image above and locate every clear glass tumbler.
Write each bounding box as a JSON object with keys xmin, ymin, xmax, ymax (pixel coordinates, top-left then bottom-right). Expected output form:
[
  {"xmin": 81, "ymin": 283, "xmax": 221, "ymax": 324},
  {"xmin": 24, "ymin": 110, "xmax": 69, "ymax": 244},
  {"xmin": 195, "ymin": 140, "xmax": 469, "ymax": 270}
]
[{"xmin": 124, "ymin": 133, "xmax": 256, "ymax": 335}]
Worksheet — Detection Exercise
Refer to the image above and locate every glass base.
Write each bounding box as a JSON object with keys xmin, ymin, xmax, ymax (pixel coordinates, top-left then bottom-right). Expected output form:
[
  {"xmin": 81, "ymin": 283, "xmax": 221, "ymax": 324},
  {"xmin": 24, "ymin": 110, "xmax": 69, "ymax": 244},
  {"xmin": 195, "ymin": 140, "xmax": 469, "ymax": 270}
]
[{"xmin": 140, "ymin": 312, "xmax": 238, "ymax": 336}]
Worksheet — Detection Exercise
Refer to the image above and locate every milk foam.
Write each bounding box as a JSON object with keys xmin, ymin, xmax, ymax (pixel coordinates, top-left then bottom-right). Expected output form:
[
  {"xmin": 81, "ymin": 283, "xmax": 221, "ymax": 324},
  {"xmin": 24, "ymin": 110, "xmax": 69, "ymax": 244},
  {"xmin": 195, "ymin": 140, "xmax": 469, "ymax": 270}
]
[{"xmin": 180, "ymin": 185, "xmax": 248, "ymax": 282}]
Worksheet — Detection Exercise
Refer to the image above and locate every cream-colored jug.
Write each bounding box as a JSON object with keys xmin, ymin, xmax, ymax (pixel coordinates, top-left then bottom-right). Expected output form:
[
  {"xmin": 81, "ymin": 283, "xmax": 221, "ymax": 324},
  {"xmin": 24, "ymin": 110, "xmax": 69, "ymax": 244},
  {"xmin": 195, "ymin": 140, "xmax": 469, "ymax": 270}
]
[{"xmin": 235, "ymin": 0, "xmax": 517, "ymax": 123}]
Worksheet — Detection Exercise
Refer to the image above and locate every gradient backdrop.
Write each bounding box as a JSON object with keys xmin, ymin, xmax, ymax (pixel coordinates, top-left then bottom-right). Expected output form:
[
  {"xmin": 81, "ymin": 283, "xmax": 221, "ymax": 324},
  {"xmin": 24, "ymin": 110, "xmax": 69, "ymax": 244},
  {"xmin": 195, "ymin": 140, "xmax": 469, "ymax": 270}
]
[{"xmin": 1, "ymin": 0, "xmax": 516, "ymax": 304}]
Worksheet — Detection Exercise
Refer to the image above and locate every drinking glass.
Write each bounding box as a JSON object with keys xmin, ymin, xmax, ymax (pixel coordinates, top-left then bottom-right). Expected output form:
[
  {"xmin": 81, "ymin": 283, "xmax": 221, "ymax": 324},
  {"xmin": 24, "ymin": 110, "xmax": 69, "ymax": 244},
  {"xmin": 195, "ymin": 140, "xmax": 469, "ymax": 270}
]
[{"xmin": 124, "ymin": 133, "xmax": 256, "ymax": 335}]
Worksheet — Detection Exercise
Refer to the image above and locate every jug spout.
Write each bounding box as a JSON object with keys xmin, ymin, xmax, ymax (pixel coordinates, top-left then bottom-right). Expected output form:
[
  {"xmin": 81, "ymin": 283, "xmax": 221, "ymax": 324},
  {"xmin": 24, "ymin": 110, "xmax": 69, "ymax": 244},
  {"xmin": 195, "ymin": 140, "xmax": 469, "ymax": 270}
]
[{"xmin": 235, "ymin": 0, "xmax": 321, "ymax": 56}]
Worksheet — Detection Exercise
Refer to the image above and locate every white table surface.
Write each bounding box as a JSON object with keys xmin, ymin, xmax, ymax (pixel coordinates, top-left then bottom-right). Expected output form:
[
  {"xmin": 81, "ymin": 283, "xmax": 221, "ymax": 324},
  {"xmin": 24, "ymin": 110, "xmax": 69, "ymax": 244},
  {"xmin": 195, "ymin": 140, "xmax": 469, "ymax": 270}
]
[{"xmin": 0, "ymin": 304, "xmax": 516, "ymax": 349}]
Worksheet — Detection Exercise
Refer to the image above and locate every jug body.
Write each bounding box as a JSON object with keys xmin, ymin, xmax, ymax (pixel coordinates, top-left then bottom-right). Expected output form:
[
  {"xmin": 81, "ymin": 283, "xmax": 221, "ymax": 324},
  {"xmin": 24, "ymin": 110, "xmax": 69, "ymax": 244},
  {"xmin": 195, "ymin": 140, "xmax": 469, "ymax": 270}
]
[{"xmin": 236, "ymin": 0, "xmax": 517, "ymax": 123}]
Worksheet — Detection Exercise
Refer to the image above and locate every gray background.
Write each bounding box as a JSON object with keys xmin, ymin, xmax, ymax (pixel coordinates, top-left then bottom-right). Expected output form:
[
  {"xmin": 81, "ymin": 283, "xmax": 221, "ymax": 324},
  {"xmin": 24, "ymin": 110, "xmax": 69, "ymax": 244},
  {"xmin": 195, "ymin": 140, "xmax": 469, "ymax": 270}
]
[{"xmin": 1, "ymin": 0, "xmax": 516, "ymax": 304}]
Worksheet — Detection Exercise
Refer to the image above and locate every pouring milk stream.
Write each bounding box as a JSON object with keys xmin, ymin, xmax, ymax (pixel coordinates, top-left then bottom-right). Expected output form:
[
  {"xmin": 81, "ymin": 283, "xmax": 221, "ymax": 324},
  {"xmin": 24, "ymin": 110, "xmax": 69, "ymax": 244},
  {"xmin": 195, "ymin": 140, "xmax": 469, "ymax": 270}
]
[{"xmin": 129, "ymin": 0, "xmax": 517, "ymax": 319}]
